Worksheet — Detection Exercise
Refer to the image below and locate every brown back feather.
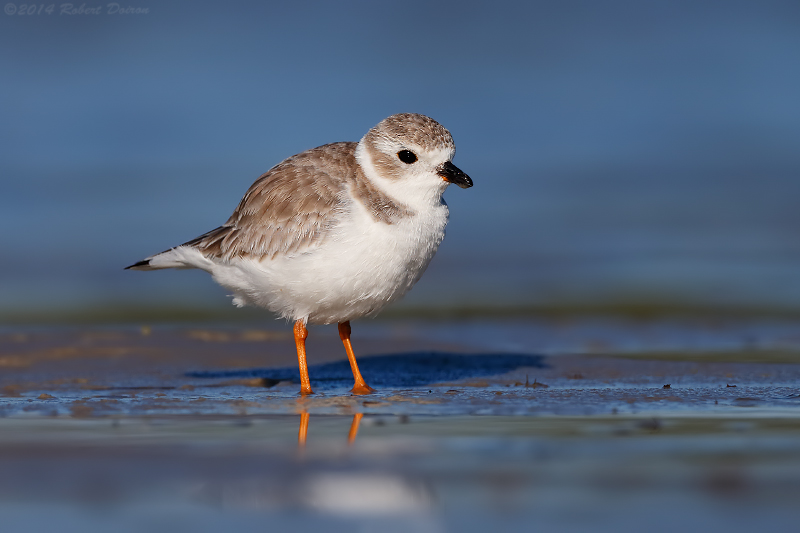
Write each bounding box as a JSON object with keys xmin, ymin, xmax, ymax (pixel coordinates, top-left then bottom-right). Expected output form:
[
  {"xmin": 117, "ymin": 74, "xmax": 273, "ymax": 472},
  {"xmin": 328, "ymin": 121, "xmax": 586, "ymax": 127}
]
[{"xmin": 183, "ymin": 142, "xmax": 411, "ymax": 261}]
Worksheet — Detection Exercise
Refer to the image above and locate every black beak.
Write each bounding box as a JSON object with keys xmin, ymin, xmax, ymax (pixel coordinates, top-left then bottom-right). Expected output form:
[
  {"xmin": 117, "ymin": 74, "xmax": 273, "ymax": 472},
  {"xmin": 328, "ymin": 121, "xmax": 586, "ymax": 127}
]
[{"xmin": 438, "ymin": 161, "xmax": 473, "ymax": 189}]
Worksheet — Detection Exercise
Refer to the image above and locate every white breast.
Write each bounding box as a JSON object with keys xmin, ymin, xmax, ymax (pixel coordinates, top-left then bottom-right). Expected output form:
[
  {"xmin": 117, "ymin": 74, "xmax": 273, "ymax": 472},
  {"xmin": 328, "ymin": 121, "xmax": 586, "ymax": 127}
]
[{"xmin": 207, "ymin": 194, "xmax": 449, "ymax": 324}]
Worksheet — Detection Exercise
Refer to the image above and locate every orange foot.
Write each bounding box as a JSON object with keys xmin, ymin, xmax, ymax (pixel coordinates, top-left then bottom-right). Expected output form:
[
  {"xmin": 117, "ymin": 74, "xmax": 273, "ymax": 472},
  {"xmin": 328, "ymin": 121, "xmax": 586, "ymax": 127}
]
[
  {"xmin": 294, "ymin": 320, "xmax": 314, "ymax": 395},
  {"xmin": 350, "ymin": 383, "xmax": 375, "ymax": 395},
  {"xmin": 339, "ymin": 321, "xmax": 375, "ymax": 395}
]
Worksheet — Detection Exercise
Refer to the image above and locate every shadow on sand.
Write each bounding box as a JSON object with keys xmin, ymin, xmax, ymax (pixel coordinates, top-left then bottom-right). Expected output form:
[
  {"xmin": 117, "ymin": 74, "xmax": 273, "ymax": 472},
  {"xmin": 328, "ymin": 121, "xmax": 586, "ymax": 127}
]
[{"xmin": 187, "ymin": 352, "xmax": 547, "ymax": 389}]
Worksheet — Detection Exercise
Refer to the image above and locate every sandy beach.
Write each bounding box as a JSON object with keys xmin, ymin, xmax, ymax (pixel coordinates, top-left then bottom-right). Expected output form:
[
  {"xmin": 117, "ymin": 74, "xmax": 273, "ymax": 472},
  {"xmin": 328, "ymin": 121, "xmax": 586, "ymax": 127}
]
[{"xmin": 2, "ymin": 317, "xmax": 799, "ymax": 531}]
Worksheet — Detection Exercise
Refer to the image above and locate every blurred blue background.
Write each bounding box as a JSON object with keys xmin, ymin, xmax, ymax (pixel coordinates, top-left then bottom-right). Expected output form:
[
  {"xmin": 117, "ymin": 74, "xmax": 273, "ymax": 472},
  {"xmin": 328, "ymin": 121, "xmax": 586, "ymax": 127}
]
[{"xmin": 2, "ymin": 0, "xmax": 800, "ymax": 320}]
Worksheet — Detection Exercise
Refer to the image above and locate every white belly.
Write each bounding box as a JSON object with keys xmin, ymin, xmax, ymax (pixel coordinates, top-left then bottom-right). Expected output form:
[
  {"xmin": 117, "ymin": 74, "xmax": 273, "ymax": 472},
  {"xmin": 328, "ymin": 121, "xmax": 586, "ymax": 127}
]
[{"xmin": 208, "ymin": 201, "xmax": 449, "ymax": 324}]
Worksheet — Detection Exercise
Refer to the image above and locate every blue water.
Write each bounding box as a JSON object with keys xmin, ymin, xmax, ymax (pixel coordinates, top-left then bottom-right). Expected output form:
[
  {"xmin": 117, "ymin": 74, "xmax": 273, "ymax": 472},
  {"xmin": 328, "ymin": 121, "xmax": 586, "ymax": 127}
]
[{"xmin": 2, "ymin": 0, "xmax": 800, "ymax": 316}]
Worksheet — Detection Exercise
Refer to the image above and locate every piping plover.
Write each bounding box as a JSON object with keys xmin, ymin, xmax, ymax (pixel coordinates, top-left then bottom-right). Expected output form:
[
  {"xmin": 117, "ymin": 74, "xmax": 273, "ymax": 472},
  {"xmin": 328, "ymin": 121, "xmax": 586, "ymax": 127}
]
[{"xmin": 126, "ymin": 113, "xmax": 472, "ymax": 394}]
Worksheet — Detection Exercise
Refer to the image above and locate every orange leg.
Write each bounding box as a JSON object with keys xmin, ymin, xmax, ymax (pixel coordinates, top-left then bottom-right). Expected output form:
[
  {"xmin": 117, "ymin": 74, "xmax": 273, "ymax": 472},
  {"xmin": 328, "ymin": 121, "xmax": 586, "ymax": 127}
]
[
  {"xmin": 338, "ymin": 321, "xmax": 375, "ymax": 395},
  {"xmin": 347, "ymin": 413, "xmax": 364, "ymax": 445},
  {"xmin": 294, "ymin": 320, "xmax": 314, "ymax": 395},
  {"xmin": 298, "ymin": 411, "xmax": 309, "ymax": 447}
]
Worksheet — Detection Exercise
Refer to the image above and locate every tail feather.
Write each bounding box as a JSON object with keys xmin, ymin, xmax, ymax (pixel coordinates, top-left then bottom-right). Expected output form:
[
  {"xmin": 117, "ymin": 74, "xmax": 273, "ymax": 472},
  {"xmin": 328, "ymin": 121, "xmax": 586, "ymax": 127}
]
[
  {"xmin": 124, "ymin": 259, "xmax": 153, "ymax": 270},
  {"xmin": 126, "ymin": 228, "xmax": 224, "ymax": 271},
  {"xmin": 125, "ymin": 244, "xmax": 215, "ymax": 272}
]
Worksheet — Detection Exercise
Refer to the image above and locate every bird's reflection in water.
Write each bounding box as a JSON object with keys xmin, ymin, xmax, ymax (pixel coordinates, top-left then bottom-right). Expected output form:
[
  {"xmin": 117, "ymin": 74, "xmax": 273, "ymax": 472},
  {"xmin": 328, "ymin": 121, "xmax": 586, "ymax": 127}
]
[
  {"xmin": 192, "ymin": 408, "xmax": 433, "ymax": 515},
  {"xmin": 347, "ymin": 413, "xmax": 364, "ymax": 444},
  {"xmin": 297, "ymin": 411, "xmax": 364, "ymax": 448},
  {"xmin": 298, "ymin": 411, "xmax": 310, "ymax": 447}
]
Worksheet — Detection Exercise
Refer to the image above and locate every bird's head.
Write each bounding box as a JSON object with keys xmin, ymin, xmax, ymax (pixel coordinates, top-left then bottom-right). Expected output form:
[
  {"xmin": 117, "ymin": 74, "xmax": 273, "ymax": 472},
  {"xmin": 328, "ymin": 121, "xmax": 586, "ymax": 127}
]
[{"xmin": 356, "ymin": 113, "xmax": 473, "ymax": 203}]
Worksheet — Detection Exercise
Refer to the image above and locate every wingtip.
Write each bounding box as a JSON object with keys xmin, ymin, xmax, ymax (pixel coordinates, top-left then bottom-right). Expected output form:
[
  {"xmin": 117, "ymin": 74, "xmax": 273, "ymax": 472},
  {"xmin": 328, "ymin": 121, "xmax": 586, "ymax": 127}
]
[{"xmin": 124, "ymin": 260, "xmax": 151, "ymax": 270}]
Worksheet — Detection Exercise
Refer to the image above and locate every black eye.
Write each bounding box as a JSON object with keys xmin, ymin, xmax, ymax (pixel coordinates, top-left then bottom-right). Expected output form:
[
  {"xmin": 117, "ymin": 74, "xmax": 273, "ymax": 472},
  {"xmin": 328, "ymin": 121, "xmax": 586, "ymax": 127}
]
[{"xmin": 397, "ymin": 150, "xmax": 417, "ymax": 164}]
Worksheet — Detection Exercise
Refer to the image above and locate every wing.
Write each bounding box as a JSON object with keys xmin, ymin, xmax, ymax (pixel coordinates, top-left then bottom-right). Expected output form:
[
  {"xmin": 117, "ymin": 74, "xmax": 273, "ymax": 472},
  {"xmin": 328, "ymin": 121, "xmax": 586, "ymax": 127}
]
[{"xmin": 185, "ymin": 142, "xmax": 357, "ymax": 261}]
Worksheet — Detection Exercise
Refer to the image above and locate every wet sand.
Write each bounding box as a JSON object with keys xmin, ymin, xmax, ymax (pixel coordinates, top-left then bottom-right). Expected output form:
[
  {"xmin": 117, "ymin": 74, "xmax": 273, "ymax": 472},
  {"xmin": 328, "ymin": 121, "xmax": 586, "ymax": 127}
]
[{"xmin": 1, "ymin": 318, "xmax": 799, "ymax": 531}]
